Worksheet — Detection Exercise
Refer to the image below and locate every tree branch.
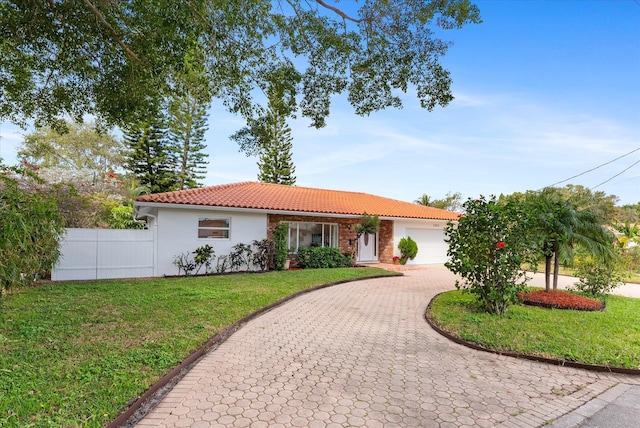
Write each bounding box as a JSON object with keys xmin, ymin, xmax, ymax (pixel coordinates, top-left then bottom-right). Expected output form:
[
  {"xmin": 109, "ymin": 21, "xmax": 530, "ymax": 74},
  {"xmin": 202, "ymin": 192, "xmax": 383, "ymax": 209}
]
[
  {"xmin": 81, "ymin": 0, "xmax": 139, "ymax": 60},
  {"xmin": 315, "ymin": 0, "xmax": 363, "ymax": 23}
]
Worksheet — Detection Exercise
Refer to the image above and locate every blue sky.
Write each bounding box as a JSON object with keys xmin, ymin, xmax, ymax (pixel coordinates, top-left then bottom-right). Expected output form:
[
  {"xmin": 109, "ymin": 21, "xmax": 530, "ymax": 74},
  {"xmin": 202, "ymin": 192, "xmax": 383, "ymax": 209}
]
[{"xmin": 1, "ymin": 0, "xmax": 639, "ymax": 206}]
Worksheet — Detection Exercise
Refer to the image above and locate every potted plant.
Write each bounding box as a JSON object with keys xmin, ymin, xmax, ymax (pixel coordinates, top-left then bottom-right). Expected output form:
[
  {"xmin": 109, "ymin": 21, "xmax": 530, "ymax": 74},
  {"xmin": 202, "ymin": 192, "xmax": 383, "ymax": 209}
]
[
  {"xmin": 393, "ymin": 256, "xmax": 400, "ymax": 265},
  {"xmin": 398, "ymin": 236, "xmax": 418, "ymax": 265}
]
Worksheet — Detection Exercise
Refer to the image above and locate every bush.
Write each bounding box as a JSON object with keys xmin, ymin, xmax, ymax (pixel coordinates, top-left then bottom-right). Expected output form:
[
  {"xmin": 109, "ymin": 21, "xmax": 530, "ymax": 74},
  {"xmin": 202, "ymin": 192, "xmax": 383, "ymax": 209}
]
[
  {"xmin": 445, "ymin": 196, "xmax": 537, "ymax": 315},
  {"xmin": 273, "ymin": 223, "xmax": 289, "ymax": 271},
  {"xmin": 252, "ymin": 239, "xmax": 274, "ymax": 271},
  {"xmin": 229, "ymin": 243, "xmax": 253, "ymax": 272},
  {"xmin": 172, "ymin": 244, "xmax": 215, "ymax": 276},
  {"xmin": 0, "ymin": 166, "xmax": 65, "ymax": 295},
  {"xmin": 571, "ymin": 256, "xmax": 625, "ymax": 297},
  {"xmin": 398, "ymin": 236, "xmax": 418, "ymax": 265},
  {"xmin": 296, "ymin": 247, "xmax": 352, "ymax": 269}
]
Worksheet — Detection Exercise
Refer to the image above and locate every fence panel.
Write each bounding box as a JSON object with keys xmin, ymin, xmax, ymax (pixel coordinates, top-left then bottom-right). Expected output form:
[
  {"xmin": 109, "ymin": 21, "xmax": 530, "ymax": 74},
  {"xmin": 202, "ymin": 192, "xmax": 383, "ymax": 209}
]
[{"xmin": 52, "ymin": 228, "xmax": 155, "ymax": 281}]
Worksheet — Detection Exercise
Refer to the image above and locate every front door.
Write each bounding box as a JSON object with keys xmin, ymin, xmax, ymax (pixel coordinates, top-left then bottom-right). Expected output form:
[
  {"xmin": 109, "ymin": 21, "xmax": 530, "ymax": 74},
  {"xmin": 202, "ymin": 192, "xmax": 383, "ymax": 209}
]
[{"xmin": 357, "ymin": 233, "xmax": 378, "ymax": 262}]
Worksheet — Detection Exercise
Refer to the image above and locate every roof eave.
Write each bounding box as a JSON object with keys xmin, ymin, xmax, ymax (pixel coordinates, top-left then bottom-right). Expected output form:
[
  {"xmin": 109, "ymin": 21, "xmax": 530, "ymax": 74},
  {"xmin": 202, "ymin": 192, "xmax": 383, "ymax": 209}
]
[{"xmin": 133, "ymin": 201, "xmax": 458, "ymax": 222}]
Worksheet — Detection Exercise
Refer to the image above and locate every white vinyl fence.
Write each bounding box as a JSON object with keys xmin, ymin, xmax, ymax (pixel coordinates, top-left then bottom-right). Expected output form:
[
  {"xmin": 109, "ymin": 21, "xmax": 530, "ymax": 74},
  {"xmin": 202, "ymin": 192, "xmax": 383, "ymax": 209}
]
[{"xmin": 52, "ymin": 228, "xmax": 156, "ymax": 281}]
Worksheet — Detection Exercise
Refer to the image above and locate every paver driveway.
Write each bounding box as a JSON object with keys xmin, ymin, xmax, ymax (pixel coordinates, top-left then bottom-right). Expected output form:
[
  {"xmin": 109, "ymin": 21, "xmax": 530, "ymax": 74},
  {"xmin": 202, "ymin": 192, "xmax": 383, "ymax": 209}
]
[{"xmin": 135, "ymin": 266, "xmax": 639, "ymax": 427}]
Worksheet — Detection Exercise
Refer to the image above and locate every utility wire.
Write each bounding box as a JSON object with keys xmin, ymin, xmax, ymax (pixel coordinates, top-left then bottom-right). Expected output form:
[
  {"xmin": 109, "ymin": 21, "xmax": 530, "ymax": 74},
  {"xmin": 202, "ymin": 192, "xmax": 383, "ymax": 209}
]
[
  {"xmin": 590, "ymin": 159, "xmax": 640, "ymax": 190},
  {"xmin": 544, "ymin": 146, "xmax": 640, "ymax": 188}
]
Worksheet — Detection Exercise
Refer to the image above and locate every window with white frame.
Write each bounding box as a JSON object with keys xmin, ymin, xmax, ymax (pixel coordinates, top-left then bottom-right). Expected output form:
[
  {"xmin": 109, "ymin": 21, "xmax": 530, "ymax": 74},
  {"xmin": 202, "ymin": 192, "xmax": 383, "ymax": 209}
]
[
  {"xmin": 287, "ymin": 222, "xmax": 339, "ymax": 252},
  {"xmin": 198, "ymin": 217, "xmax": 230, "ymax": 239}
]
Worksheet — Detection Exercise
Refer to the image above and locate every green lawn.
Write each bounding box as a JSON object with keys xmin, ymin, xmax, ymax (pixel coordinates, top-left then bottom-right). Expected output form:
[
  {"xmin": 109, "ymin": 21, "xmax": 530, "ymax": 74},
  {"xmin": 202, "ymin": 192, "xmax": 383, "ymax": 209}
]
[
  {"xmin": 427, "ymin": 289, "xmax": 640, "ymax": 370},
  {"xmin": 0, "ymin": 268, "xmax": 398, "ymax": 427}
]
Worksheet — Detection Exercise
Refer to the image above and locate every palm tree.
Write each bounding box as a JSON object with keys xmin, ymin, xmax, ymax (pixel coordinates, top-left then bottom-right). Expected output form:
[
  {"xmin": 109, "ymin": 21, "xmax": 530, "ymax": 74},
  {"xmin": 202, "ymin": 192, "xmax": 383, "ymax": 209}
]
[
  {"xmin": 528, "ymin": 189, "xmax": 615, "ymax": 291},
  {"xmin": 415, "ymin": 194, "xmax": 432, "ymax": 206}
]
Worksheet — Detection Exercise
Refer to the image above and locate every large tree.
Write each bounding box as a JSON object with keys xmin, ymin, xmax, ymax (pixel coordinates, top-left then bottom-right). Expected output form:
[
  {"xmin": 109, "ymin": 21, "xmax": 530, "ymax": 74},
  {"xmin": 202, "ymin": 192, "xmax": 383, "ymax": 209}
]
[
  {"xmin": 256, "ymin": 112, "xmax": 296, "ymax": 185},
  {"xmin": 125, "ymin": 121, "xmax": 178, "ymax": 194},
  {"xmin": 18, "ymin": 121, "xmax": 125, "ymax": 178},
  {"xmin": 168, "ymin": 97, "xmax": 209, "ymax": 190},
  {"xmin": 233, "ymin": 92, "xmax": 297, "ymax": 185},
  {"xmin": 0, "ymin": 1, "xmax": 481, "ymax": 131}
]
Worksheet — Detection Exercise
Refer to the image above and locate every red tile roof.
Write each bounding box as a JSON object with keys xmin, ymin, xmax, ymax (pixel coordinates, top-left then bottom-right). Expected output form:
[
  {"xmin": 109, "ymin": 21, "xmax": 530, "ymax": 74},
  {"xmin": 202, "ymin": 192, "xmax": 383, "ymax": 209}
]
[{"xmin": 136, "ymin": 182, "xmax": 461, "ymax": 221}]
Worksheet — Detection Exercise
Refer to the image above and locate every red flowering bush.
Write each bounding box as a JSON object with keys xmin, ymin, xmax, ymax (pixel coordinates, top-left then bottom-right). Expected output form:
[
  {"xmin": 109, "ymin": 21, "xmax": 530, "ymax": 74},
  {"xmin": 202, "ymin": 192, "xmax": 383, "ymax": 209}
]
[
  {"xmin": 445, "ymin": 196, "xmax": 537, "ymax": 315},
  {"xmin": 518, "ymin": 290, "xmax": 604, "ymax": 311}
]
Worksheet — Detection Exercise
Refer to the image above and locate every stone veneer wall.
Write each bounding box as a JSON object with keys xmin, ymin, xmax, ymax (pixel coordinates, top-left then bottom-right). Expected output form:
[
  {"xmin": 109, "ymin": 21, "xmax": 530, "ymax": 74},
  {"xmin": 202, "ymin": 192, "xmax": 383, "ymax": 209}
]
[{"xmin": 267, "ymin": 214, "xmax": 394, "ymax": 264}]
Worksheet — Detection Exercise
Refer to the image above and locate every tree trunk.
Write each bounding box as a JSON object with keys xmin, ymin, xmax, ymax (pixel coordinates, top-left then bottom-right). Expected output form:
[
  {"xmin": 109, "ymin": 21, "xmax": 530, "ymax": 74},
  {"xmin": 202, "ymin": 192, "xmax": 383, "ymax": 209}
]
[
  {"xmin": 544, "ymin": 255, "xmax": 552, "ymax": 292},
  {"xmin": 553, "ymin": 251, "xmax": 560, "ymax": 291}
]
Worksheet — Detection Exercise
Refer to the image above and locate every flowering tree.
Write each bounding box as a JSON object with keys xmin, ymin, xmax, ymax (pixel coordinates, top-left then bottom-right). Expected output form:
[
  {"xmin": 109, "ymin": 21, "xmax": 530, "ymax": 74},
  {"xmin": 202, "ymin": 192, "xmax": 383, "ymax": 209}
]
[{"xmin": 444, "ymin": 196, "xmax": 537, "ymax": 315}]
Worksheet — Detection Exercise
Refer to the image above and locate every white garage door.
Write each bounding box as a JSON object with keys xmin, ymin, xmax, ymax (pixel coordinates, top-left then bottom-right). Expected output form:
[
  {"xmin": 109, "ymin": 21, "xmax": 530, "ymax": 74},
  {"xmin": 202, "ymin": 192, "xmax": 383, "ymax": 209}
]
[{"xmin": 405, "ymin": 228, "xmax": 449, "ymax": 264}]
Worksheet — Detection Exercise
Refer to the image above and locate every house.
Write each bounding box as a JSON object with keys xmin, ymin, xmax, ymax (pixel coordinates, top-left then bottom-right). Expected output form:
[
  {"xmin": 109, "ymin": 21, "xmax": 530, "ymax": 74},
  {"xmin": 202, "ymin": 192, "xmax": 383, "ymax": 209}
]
[{"xmin": 134, "ymin": 182, "xmax": 461, "ymax": 276}]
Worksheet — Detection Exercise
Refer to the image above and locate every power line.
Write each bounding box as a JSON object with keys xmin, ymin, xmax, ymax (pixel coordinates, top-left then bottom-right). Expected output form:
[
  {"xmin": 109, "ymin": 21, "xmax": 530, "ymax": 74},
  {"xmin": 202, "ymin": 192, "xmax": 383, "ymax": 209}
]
[
  {"xmin": 590, "ymin": 159, "xmax": 640, "ymax": 190},
  {"xmin": 544, "ymin": 146, "xmax": 640, "ymax": 188}
]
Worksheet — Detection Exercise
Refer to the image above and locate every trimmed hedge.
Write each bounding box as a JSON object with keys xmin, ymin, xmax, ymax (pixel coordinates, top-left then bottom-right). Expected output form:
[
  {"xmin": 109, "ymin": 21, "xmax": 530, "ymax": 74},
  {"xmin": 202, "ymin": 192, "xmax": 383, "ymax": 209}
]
[{"xmin": 296, "ymin": 247, "xmax": 352, "ymax": 269}]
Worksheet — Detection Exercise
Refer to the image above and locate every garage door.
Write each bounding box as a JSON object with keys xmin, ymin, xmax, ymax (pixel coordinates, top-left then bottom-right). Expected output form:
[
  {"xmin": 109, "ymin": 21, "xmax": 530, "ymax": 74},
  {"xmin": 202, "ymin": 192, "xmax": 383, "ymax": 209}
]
[{"xmin": 405, "ymin": 228, "xmax": 449, "ymax": 264}]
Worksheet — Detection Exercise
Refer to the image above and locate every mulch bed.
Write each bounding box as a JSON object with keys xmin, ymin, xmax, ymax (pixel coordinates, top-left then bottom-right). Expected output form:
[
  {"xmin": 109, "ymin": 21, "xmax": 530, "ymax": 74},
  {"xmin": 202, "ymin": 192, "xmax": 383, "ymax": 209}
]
[{"xmin": 518, "ymin": 290, "xmax": 605, "ymax": 311}]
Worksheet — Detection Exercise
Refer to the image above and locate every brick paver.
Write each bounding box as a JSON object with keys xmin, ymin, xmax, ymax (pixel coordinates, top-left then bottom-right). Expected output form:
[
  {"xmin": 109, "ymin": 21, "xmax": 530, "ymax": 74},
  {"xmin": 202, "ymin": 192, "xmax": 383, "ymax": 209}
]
[{"xmin": 135, "ymin": 266, "xmax": 639, "ymax": 427}]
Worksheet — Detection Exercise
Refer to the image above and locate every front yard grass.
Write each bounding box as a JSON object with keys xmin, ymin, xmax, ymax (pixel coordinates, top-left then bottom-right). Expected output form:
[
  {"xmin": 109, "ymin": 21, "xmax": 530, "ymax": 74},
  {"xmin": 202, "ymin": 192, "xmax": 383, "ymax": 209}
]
[
  {"xmin": 427, "ymin": 289, "xmax": 640, "ymax": 370},
  {"xmin": 0, "ymin": 267, "xmax": 398, "ymax": 427}
]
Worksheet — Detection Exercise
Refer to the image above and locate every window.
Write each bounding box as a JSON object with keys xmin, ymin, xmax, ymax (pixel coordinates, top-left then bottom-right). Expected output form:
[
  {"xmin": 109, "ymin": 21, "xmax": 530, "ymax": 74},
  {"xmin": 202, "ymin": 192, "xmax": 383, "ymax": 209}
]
[
  {"xmin": 287, "ymin": 222, "xmax": 339, "ymax": 252},
  {"xmin": 198, "ymin": 217, "xmax": 230, "ymax": 239}
]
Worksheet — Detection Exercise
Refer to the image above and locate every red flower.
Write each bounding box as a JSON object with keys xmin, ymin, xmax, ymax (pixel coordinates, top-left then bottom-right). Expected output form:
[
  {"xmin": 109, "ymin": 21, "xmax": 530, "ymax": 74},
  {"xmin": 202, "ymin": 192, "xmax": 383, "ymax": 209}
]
[
  {"xmin": 108, "ymin": 172, "xmax": 116, "ymax": 179},
  {"xmin": 496, "ymin": 242, "xmax": 505, "ymax": 249}
]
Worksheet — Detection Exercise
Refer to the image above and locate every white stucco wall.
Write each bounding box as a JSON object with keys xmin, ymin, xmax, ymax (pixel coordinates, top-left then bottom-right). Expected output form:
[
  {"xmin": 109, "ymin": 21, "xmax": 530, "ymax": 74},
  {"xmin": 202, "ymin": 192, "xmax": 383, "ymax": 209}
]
[
  {"xmin": 393, "ymin": 219, "xmax": 453, "ymax": 265},
  {"xmin": 155, "ymin": 207, "xmax": 268, "ymax": 276}
]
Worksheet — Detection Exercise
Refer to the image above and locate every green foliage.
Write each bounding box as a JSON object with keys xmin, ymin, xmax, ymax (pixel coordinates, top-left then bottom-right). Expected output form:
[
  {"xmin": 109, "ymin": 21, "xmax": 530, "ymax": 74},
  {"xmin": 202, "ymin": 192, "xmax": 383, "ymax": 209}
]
[
  {"xmin": 229, "ymin": 243, "xmax": 253, "ymax": 272},
  {"xmin": 273, "ymin": 222, "xmax": 289, "ymax": 271},
  {"xmin": 621, "ymin": 246, "xmax": 640, "ymax": 274},
  {"xmin": 172, "ymin": 245, "xmax": 215, "ymax": 276},
  {"xmin": 252, "ymin": 239, "xmax": 275, "ymax": 271},
  {"xmin": 0, "ymin": 1, "xmax": 481, "ymax": 130},
  {"xmin": 445, "ymin": 196, "xmax": 536, "ymax": 315},
  {"xmin": 415, "ymin": 191, "xmax": 462, "ymax": 211},
  {"xmin": 516, "ymin": 188, "xmax": 616, "ymax": 292},
  {"xmin": 193, "ymin": 245, "xmax": 215, "ymax": 274},
  {"xmin": 18, "ymin": 121, "xmax": 125, "ymax": 173},
  {"xmin": 355, "ymin": 212, "xmax": 380, "ymax": 238},
  {"xmin": 233, "ymin": 91, "xmax": 297, "ymax": 185},
  {"xmin": 0, "ymin": 166, "xmax": 65, "ymax": 294},
  {"xmin": 571, "ymin": 255, "xmax": 626, "ymax": 298},
  {"xmin": 168, "ymin": 44, "xmax": 211, "ymax": 190},
  {"xmin": 296, "ymin": 247, "xmax": 352, "ymax": 269},
  {"xmin": 107, "ymin": 205, "xmax": 145, "ymax": 229},
  {"xmin": 125, "ymin": 121, "xmax": 179, "ymax": 193},
  {"xmin": 398, "ymin": 236, "xmax": 418, "ymax": 265}
]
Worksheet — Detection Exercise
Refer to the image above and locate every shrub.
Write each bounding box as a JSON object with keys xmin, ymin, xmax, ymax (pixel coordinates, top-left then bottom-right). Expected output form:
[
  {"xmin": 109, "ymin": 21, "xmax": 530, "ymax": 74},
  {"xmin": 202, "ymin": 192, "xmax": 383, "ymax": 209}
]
[
  {"xmin": 445, "ymin": 196, "xmax": 537, "ymax": 315},
  {"xmin": 398, "ymin": 236, "xmax": 418, "ymax": 265},
  {"xmin": 0, "ymin": 166, "xmax": 65, "ymax": 296},
  {"xmin": 252, "ymin": 239, "xmax": 274, "ymax": 271},
  {"xmin": 571, "ymin": 256, "xmax": 625, "ymax": 298},
  {"xmin": 296, "ymin": 247, "xmax": 352, "ymax": 269},
  {"xmin": 273, "ymin": 223, "xmax": 289, "ymax": 271},
  {"xmin": 172, "ymin": 244, "xmax": 215, "ymax": 276},
  {"xmin": 229, "ymin": 243, "xmax": 253, "ymax": 272}
]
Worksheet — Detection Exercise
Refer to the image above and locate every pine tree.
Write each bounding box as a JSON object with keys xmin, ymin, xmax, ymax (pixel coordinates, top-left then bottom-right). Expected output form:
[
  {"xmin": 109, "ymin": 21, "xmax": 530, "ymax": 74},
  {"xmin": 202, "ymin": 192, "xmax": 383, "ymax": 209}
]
[
  {"xmin": 125, "ymin": 121, "xmax": 178, "ymax": 193},
  {"xmin": 257, "ymin": 107, "xmax": 296, "ymax": 185},
  {"xmin": 168, "ymin": 95, "xmax": 209, "ymax": 189}
]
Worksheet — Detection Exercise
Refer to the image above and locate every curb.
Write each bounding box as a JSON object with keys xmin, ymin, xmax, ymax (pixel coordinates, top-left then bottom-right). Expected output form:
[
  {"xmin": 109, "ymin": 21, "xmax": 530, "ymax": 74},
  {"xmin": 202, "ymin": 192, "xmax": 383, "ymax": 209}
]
[{"xmin": 424, "ymin": 291, "xmax": 640, "ymax": 376}]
